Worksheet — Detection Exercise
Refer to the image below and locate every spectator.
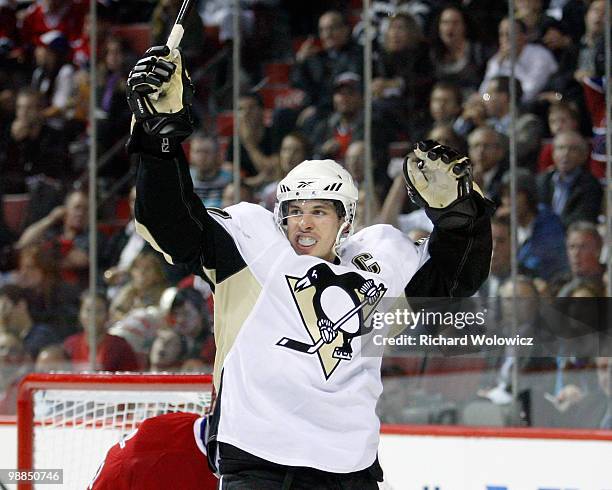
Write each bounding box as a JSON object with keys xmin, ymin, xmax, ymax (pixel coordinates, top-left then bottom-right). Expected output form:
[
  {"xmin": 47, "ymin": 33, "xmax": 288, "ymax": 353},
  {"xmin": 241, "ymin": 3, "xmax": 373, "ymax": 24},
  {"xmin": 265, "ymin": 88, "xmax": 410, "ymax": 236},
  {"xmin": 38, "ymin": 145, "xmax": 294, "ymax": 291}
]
[
  {"xmin": 428, "ymin": 82, "xmax": 463, "ymax": 133},
  {"xmin": 564, "ymin": 221, "xmax": 604, "ymax": 285},
  {"xmin": 531, "ymin": 279, "xmax": 602, "ymax": 427},
  {"xmin": 0, "ymin": 188, "xmax": 14, "ymax": 258},
  {"xmin": 167, "ymin": 287, "xmax": 214, "ymax": 366},
  {"xmin": 220, "ymin": 181, "xmax": 255, "ymax": 208},
  {"xmin": 480, "ymin": 17, "xmax": 558, "ymax": 104},
  {"xmin": 352, "ymin": 1, "xmax": 434, "ymax": 46},
  {"xmin": 102, "ymin": 186, "xmax": 145, "ymax": 297},
  {"xmin": 311, "ymin": 72, "xmax": 364, "ymax": 161},
  {"xmin": 480, "ymin": 76, "xmax": 544, "ymax": 168},
  {"xmin": 497, "ymin": 168, "xmax": 569, "ymax": 281},
  {"xmin": 96, "ymin": 36, "xmax": 132, "ymax": 177},
  {"xmin": 20, "ymin": 0, "xmax": 87, "ymax": 49},
  {"xmin": 258, "ymin": 131, "xmax": 310, "ymax": 212},
  {"xmin": 515, "ymin": 0, "xmax": 555, "ymax": 43},
  {"xmin": 64, "ymin": 291, "xmax": 139, "ymax": 371},
  {"xmin": 0, "ymin": 330, "xmax": 29, "ymax": 414},
  {"xmin": 427, "ymin": 123, "xmax": 466, "ymax": 155},
  {"xmin": 538, "ymin": 19, "xmax": 580, "ymax": 100},
  {"xmin": 537, "ymin": 100, "xmax": 581, "ymax": 173},
  {"xmin": 452, "ymin": 91, "xmax": 487, "ymax": 138},
  {"xmin": 344, "ymin": 140, "xmax": 365, "ymax": 186},
  {"xmin": 108, "ymin": 305, "xmax": 167, "ymax": 368},
  {"xmin": 189, "ymin": 133, "xmax": 231, "ymax": 208},
  {"xmin": 545, "ymin": 0, "xmax": 587, "ymax": 44},
  {"xmin": 575, "ymin": 0, "xmax": 605, "ymax": 81},
  {"xmin": 0, "ymin": 88, "xmax": 71, "ymax": 193},
  {"xmin": 0, "ymin": 284, "xmax": 60, "ymax": 360},
  {"xmin": 11, "ymin": 244, "xmax": 80, "ymax": 338},
  {"xmin": 224, "ymin": 91, "xmax": 279, "ymax": 178},
  {"xmin": 594, "ymin": 357, "xmax": 611, "ymax": 429},
  {"xmin": 17, "ymin": 189, "xmax": 91, "ymax": 289},
  {"xmin": 110, "ymin": 250, "xmax": 169, "ymax": 321},
  {"xmin": 149, "ymin": 328, "xmax": 190, "ymax": 372},
  {"xmin": 31, "ymin": 30, "xmax": 76, "ymax": 127},
  {"xmin": 0, "ymin": 0, "xmax": 18, "ymax": 58},
  {"xmin": 372, "ymin": 12, "xmax": 433, "ymax": 136},
  {"xmin": 467, "ymin": 126, "xmax": 508, "ymax": 205},
  {"xmin": 378, "ymin": 168, "xmax": 431, "ymax": 237},
  {"xmin": 479, "ymin": 215, "xmax": 511, "ymax": 298},
  {"xmin": 580, "ymin": 49, "xmax": 607, "ymax": 179},
  {"xmin": 343, "ymin": 141, "xmax": 381, "ymax": 230},
  {"xmin": 291, "ymin": 10, "xmax": 363, "ymax": 131},
  {"xmin": 430, "ymin": 5, "xmax": 490, "ymax": 96},
  {"xmin": 536, "ymin": 130, "xmax": 602, "ymax": 227},
  {"xmin": 478, "ymin": 275, "xmax": 550, "ymax": 406},
  {"xmin": 34, "ymin": 343, "xmax": 69, "ymax": 371},
  {"xmin": 151, "ymin": 0, "xmax": 204, "ymax": 66}
]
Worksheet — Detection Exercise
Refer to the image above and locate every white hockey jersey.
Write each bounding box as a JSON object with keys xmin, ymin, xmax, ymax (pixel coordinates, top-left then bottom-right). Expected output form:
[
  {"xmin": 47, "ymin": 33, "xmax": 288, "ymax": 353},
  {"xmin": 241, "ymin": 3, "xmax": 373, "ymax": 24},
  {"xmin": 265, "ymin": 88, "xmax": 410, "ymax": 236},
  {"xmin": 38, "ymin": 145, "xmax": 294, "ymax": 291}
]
[
  {"xmin": 134, "ymin": 150, "xmax": 492, "ymax": 474},
  {"xmin": 201, "ymin": 203, "xmax": 429, "ymax": 472}
]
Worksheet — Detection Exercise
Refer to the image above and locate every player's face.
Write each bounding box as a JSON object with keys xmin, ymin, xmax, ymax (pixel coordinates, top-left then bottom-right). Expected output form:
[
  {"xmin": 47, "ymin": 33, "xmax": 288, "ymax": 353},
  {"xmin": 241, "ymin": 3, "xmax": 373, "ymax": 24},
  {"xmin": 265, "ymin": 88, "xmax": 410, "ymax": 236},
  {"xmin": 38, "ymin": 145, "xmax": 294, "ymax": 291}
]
[{"xmin": 286, "ymin": 200, "xmax": 343, "ymax": 262}]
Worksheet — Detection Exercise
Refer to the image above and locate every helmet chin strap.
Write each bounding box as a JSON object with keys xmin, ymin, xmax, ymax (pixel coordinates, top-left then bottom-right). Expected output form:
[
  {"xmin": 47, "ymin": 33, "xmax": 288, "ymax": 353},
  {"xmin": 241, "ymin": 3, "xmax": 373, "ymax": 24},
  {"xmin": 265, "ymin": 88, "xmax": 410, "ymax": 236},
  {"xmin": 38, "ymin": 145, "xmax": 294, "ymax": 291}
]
[{"xmin": 332, "ymin": 220, "xmax": 352, "ymax": 257}]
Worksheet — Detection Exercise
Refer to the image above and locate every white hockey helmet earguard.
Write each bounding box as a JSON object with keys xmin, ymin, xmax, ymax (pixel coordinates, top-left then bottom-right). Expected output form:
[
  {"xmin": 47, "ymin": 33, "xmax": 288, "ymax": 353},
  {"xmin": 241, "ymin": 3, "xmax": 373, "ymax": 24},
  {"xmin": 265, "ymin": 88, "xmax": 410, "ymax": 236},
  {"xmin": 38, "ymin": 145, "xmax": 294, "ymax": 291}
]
[{"xmin": 274, "ymin": 159, "xmax": 359, "ymax": 250}]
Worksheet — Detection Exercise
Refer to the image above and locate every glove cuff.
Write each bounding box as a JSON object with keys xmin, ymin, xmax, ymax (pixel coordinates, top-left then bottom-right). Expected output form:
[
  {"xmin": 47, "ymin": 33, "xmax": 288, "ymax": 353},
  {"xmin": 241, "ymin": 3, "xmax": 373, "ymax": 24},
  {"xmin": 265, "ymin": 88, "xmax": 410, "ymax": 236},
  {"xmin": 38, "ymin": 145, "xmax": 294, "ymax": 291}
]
[
  {"xmin": 425, "ymin": 192, "xmax": 495, "ymax": 230},
  {"xmin": 126, "ymin": 121, "xmax": 183, "ymax": 160}
]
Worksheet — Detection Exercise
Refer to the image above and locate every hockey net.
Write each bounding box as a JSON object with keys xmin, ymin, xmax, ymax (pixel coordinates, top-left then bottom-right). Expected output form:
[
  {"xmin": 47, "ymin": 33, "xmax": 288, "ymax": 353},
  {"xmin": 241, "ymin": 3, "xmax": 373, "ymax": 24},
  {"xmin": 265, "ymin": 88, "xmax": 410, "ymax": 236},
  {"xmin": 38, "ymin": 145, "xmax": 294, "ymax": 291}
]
[{"xmin": 17, "ymin": 372, "xmax": 213, "ymax": 490}]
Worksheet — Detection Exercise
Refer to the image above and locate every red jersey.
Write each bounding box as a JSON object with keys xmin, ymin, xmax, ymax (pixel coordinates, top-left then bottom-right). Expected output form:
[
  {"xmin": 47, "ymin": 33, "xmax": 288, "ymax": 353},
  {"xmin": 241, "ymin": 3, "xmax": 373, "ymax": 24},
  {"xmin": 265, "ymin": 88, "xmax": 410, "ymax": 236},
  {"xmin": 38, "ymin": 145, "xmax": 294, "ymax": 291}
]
[
  {"xmin": 88, "ymin": 412, "xmax": 217, "ymax": 490},
  {"xmin": 64, "ymin": 332, "xmax": 140, "ymax": 372},
  {"xmin": 20, "ymin": 0, "xmax": 87, "ymax": 46},
  {"xmin": 582, "ymin": 77, "xmax": 606, "ymax": 179}
]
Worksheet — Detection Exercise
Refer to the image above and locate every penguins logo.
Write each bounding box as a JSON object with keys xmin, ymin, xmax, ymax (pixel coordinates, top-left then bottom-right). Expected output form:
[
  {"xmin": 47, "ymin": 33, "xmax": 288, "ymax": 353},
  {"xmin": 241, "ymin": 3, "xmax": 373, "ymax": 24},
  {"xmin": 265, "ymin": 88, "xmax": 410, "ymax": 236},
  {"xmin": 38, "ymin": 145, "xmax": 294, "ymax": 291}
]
[{"xmin": 277, "ymin": 263, "xmax": 387, "ymax": 379}]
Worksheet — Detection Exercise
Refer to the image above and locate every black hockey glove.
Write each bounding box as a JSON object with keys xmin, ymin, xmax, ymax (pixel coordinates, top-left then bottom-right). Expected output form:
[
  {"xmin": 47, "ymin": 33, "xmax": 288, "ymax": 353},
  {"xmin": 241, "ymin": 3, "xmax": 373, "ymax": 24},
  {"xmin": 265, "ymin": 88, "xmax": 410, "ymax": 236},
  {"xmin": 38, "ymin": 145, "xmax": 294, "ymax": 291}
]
[
  {"xmin": 126, "ymin": 45, "xmax": 194, "ymax": 141},
  {"xmin": 403, "ymin": 140, "xmax": 493, "ymax": 228}
]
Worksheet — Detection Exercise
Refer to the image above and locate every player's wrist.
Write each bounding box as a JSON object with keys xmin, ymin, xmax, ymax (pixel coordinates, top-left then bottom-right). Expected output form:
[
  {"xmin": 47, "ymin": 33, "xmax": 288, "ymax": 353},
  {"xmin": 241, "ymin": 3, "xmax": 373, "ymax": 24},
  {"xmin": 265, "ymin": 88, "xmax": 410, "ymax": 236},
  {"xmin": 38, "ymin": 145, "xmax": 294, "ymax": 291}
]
[
  {"xmin": 426, "ymin": 192, "xmax": 495, "ymax": 229},
  {"xmin": 127, "ymin": 120, "xmax": 183, "ymax": 159}
]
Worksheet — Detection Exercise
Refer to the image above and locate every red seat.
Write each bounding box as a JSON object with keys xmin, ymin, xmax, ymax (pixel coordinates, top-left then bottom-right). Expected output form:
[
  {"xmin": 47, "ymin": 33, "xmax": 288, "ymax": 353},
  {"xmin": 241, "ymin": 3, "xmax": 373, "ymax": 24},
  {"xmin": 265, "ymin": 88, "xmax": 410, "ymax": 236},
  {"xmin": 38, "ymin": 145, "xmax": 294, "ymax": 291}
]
[
  {"xmin": 2, "ymin": 194, "xmax": 30, "ymax": 234},
  {"xmin": 216, "ymin": 112, "xmax": 234, "ymax": 137},
  {"xmin": 110, "ymin": 24, "xmax": 151, "ymax": 56},
  {"xmin": 264, "ymin": 62, "xmax": 291, "ymax": 86},
  {"xmin": 259, "ymin": 87, "xmax": 305, "ymax": 110}
]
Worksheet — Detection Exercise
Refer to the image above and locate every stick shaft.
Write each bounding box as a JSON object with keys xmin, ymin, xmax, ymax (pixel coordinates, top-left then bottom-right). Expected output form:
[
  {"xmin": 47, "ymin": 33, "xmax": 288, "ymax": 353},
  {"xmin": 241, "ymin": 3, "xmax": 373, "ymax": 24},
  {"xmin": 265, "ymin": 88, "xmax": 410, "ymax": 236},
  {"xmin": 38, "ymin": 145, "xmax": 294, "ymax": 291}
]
[{"xmin": 166, "ymin": 0, "xmax": 195, "ymax": 50}]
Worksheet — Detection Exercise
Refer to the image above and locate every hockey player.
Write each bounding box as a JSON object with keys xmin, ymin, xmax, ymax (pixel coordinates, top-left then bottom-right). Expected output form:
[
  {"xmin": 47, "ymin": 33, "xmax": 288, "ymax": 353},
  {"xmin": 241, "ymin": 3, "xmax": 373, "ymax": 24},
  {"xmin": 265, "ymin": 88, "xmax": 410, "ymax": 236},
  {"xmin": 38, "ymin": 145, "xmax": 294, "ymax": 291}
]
[
  {"xmin": 88, "ymin": 412, "xmax": 217, "ymax": 490},
  {"xmin": 126, "ymin": 46, "xmax": 493, "ymax": 488}
]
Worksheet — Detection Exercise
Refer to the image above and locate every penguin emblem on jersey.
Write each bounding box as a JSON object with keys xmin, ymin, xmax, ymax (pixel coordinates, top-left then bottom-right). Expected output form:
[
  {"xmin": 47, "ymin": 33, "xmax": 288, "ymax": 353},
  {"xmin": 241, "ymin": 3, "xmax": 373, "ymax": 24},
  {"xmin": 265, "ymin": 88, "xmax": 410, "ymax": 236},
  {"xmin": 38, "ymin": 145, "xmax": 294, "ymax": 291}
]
[{"xmin": 277, "ymin": 263, "xmax": 387, "ymax": 379}]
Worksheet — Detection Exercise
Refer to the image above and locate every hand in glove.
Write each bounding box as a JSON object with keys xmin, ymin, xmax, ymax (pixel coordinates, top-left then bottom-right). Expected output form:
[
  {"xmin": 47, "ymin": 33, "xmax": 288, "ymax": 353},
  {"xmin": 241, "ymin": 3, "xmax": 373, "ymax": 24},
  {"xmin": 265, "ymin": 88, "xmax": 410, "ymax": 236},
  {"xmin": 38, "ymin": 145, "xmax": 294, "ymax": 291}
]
[
  {"xmin": 403, "ymin": 140, "xmax": 492, "ymax": 228},
  {"xmin": 126, "ymin": 45, "xmax": 194, "ymax": 143}
]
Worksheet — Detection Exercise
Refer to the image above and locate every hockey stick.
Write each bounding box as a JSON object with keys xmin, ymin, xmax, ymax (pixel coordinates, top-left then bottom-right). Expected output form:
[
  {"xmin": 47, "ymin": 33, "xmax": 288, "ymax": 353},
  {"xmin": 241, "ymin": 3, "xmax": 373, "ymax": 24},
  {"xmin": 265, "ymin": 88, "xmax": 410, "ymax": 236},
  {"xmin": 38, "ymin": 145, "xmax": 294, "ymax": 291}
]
[
  {"xmin": 166, "ymin": 0, "xmax": 196, "ymax": 52},
  {"xmin": 150, "ymin": 0, "xmax": 195, "ymax": 101},
  {"xmin": 277, "ymin": 285, "xmax": 387, "ymax": 355}
]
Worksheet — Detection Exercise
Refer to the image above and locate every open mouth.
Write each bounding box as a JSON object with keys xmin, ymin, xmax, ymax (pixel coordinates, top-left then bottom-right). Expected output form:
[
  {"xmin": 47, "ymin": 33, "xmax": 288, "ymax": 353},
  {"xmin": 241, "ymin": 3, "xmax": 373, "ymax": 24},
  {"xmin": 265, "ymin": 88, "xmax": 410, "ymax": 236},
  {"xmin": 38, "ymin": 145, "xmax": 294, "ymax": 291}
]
[{"xmin": 295, "ymin": 235, "xmax": 317, "ymax": 252}]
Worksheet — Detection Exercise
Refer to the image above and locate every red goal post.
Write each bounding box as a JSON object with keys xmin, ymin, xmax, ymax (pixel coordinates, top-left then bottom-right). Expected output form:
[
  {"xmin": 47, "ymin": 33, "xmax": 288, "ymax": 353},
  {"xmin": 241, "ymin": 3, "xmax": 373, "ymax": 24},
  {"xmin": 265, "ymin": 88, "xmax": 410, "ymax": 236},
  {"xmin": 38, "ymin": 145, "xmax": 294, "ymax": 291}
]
[{"xmin": 17, "ymin": 372, "xmax": 214, "ymax": 490}]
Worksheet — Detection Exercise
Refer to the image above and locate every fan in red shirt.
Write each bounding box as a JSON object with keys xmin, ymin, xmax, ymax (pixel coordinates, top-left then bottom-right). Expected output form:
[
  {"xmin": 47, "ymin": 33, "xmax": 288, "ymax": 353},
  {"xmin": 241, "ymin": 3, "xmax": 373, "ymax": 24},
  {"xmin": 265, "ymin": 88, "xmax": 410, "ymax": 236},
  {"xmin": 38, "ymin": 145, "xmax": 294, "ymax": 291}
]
[
  {"xmin": 88, "ymin": 412, "xmax": 217, "ymax": 490},
  {"xmin": 20, "ymin": 0, "xmax": 87, "ymax": 48},
  {"xmin": 63, "ymin": 291, "xmax": 140, "ymax": 371}
]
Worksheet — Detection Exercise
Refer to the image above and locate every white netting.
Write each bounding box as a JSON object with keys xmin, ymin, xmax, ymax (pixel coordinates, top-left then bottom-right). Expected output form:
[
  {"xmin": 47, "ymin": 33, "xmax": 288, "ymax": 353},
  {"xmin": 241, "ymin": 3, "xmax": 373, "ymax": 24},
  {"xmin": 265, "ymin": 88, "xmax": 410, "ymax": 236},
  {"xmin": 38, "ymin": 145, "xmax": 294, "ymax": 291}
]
[{"xmin": 30, "ymin": 384, "xmax": 212, "ymax": 490}]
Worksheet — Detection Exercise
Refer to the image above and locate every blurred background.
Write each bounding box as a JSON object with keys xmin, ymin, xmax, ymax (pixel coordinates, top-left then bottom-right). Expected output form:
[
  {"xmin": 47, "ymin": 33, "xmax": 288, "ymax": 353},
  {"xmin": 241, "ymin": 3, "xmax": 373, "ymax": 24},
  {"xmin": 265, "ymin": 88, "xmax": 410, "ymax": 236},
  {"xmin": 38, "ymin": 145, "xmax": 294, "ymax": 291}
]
[{"xmin": 0, "ymin": 0, "xmax": 610, "ymax": 432}]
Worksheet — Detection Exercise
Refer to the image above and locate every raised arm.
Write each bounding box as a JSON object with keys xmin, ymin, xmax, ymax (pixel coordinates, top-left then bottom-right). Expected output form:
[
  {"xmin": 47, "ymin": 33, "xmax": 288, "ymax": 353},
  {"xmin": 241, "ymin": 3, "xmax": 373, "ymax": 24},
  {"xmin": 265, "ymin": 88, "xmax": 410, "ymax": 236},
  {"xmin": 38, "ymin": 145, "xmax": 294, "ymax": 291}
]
[
  {"xmin": 402, "ymin": 141, "xmax": 494, "ymax": 297},
  {"xmin": 126, "ymin": 46, "xmax": 245, "ymax": 284}
]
